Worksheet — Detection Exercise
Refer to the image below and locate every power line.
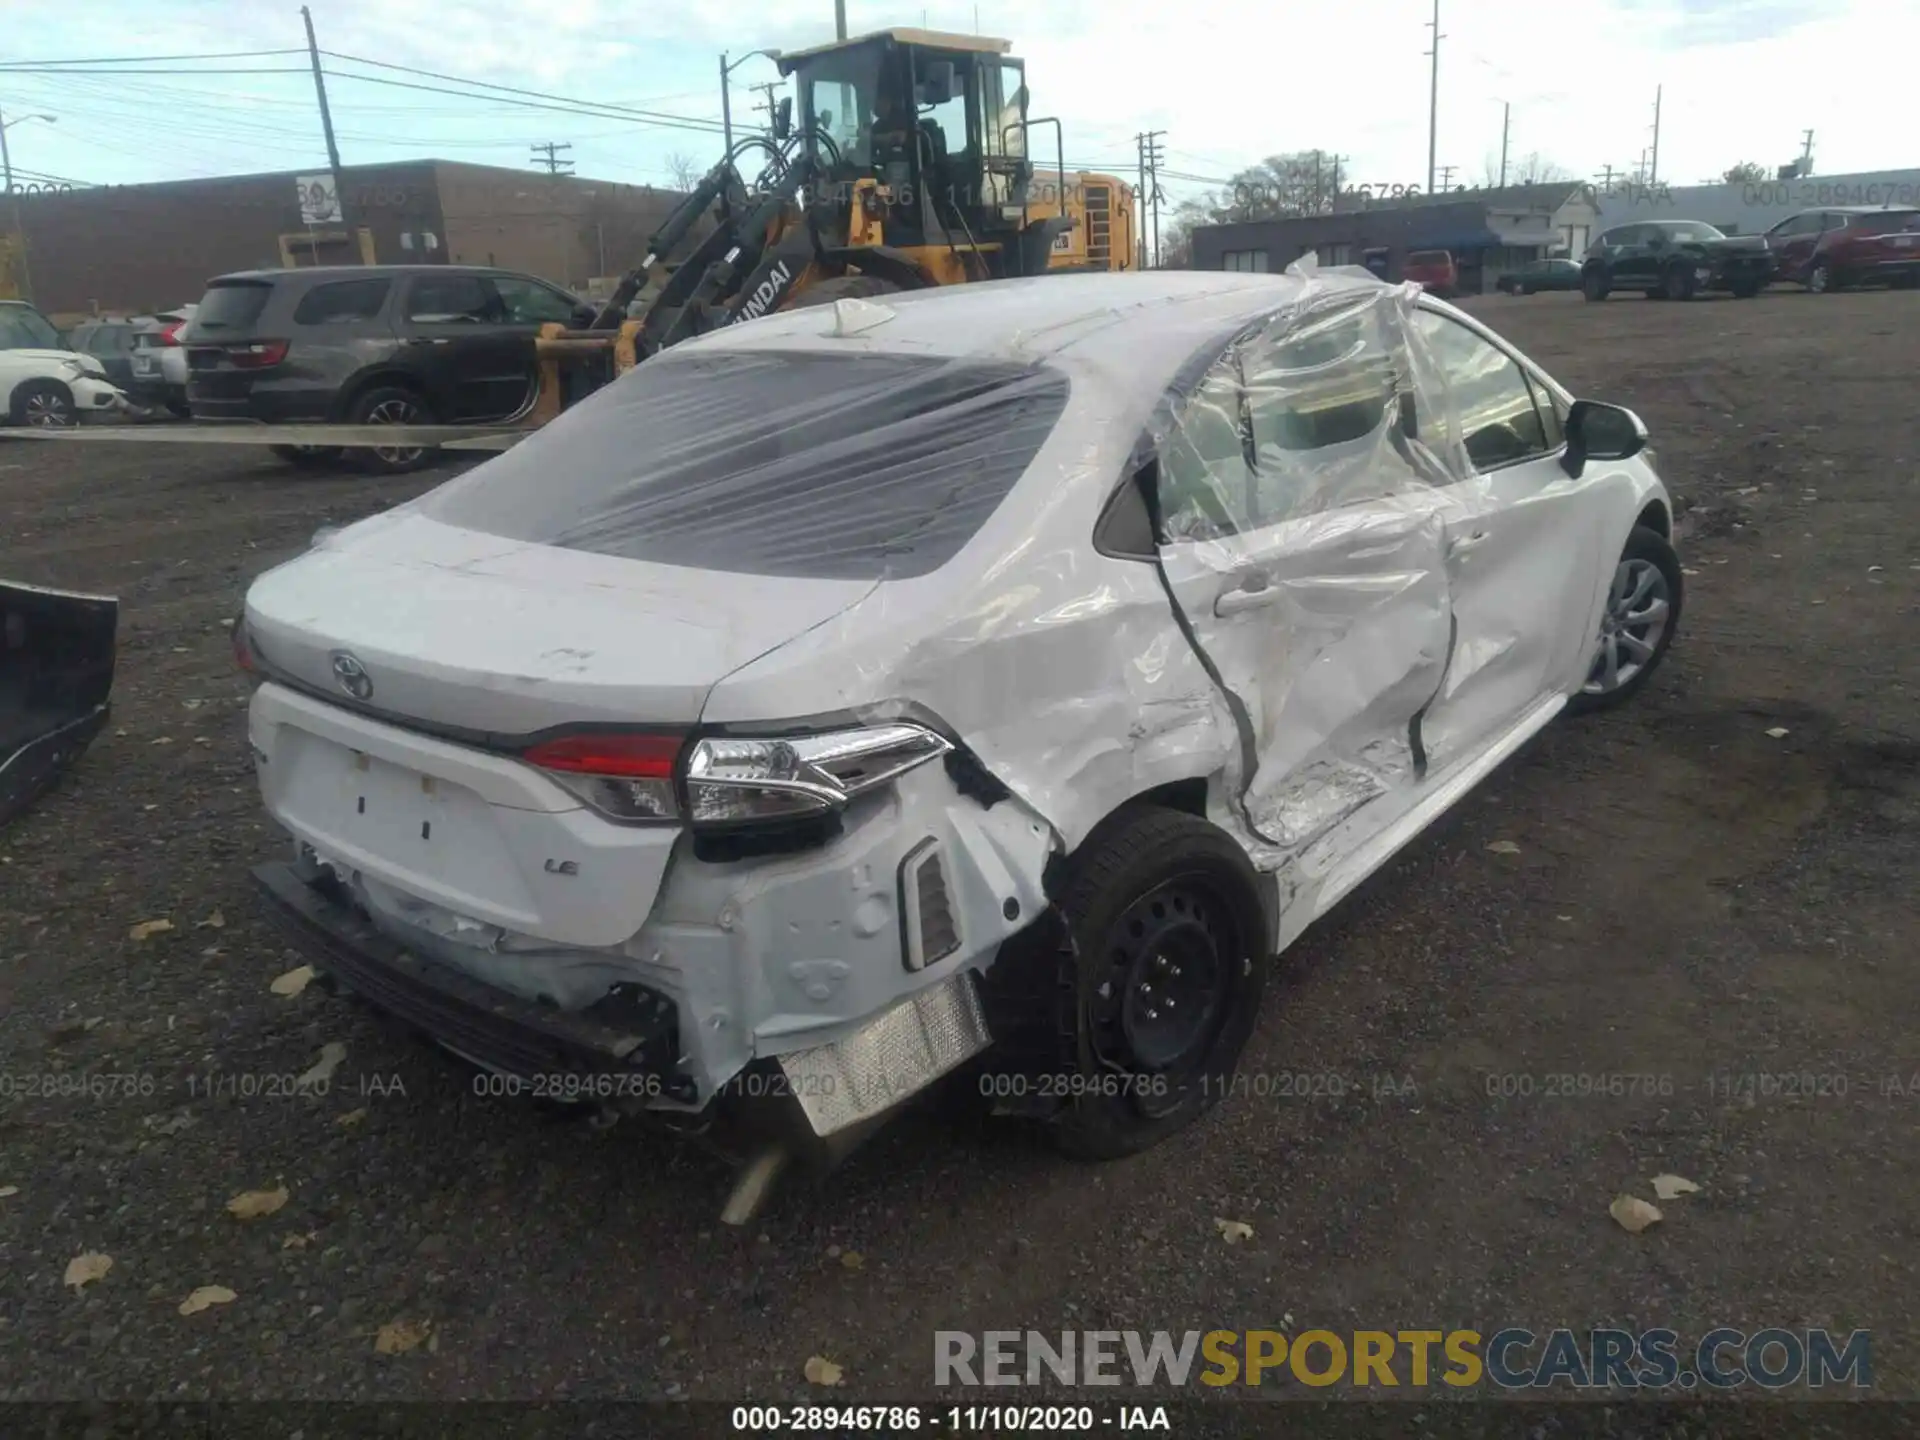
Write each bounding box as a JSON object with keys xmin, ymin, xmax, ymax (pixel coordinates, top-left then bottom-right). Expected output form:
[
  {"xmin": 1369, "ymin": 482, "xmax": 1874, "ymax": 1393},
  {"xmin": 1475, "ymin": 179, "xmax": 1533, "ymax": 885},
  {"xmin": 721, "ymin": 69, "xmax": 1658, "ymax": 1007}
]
[
  {"xmin": 530, "ymin": 140, "xmax": 574, "ymax": 174},
  {"xmin": 321, "ymin": 50, "xmax": 727, "ymax": 133},
  {"xmin": 0, "ymin": 66, "xmax": 311, "ymax": 76},
  {"xmin": 0, "ymin": 48, "xmax": 306, "ymax": 67},
  {"xmin": 319, "ymin": 67, "xmax": 728, "ymax": 136}
]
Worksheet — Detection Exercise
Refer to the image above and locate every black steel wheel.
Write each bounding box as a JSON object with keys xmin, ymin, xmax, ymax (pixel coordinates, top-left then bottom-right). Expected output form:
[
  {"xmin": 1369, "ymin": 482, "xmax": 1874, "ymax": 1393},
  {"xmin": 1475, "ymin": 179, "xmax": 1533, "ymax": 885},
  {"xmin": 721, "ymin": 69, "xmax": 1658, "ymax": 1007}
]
[{"xmin": 1046, "ymin": 805, "xmax": 1269, "ymax": 1160}]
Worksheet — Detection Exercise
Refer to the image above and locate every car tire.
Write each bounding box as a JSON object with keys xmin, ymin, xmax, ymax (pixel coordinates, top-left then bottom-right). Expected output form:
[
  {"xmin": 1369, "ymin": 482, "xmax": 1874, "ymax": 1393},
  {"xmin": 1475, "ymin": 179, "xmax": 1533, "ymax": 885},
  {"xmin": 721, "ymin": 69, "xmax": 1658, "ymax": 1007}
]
[
  {"xmin": 1730, "ymin": 279, "xmax": 1762, "ymax": 299},
  {"xmin": 786, "ymin": 273, "xmax": 906, "ymax": 307},
  {"xmin": 1044, "ymin": 805, "xmax": 1269, "ymax": 1161},
  {"xmin": 11, "ymin": 379, "xmax": 76, "ymax": 428},
  {"xmin": 1663, "ymin": 264, "xmax": 1697, "ymax": 301},
  {"xmin": 1806, "ymin": 260, "xmax": 1833, "ymax": 294},
  {"xmin": 348, "ymin": 386, "xmax": 434, "ymax": 474},
  {"xmin": 268, "ymin": 444, "xmax": 347, "ymax": 468},
  {"xmin": 1569, "ymin": 525, "xmax": 1684, "ymax": 715},
  {"xmin": 1582, "ymin": 269, "xmax": 1610, "ymax": 302},
  {"xmin": 165, "ymin": 400, "xmax": 192, "ymax": 420}
]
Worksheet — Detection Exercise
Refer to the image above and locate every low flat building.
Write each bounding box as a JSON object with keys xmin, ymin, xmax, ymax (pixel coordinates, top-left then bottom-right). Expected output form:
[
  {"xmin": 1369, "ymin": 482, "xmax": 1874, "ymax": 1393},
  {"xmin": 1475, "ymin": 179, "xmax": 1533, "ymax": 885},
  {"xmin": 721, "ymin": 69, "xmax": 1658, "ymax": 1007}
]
[
  {"xmin": 4, "ymin": 159, "xmax": 688, "ymax": 318},
  {"xmin": 1591, "ymin": 167, "xmax": 1920, "ymax": 236},
  {"xmin": 1190, "ymin": 182, "xmax": 1596, "ymax": 293}
]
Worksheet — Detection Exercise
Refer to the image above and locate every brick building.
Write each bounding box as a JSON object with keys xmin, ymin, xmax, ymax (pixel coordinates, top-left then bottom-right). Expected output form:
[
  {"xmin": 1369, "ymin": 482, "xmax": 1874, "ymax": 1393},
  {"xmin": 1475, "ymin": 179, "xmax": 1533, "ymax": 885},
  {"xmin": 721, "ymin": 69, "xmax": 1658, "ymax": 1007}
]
[{"xmin": 6, "ymin": 159, "xmax": 689, "ymax": 318}]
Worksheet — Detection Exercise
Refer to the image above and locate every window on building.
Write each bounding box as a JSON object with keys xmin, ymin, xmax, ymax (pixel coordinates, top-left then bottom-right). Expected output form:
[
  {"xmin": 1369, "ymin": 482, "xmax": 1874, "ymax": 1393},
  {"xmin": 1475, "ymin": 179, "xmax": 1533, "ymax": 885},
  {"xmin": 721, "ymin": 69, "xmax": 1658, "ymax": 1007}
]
[
  {"xmin": 1221, "ymin": 249, "xmax": 1270, "ymax": 273},
  {"xmin": 292, "ymin": 278, "xmax": 393, "ymax": 325},
  {"xmin": 1318, "ymin": 242, "xmax": 1353, "ymax": 266}
]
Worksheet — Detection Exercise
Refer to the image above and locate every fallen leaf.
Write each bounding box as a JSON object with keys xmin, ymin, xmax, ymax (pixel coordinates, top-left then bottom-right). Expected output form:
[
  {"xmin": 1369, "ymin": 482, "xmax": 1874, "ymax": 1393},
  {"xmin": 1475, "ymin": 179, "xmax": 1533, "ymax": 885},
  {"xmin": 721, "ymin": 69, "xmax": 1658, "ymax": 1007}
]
[
  {"xmin": 1765, "ymin": 727, "xmax": 1790, "ymax": 739},
  {"xmin": 282, "ymin": 1234, "xmax": 310, "ymax": 1251},
  {"xmin": 1681, "ymin": 567, "xmax": 1701, "ymax": 576},
  {"xmin": 64, "ymin": 1252, "xmax": 113, "ymax": 1291},
  {"xmin": 839, "ymin": 1250, "xmax": 865, "ymax": 1271},
  {"xmin": 1214, "ymin": 1217, "xmax": 1254, "ymax": 1245},
  {"xmin": 1486, "ymin": 840, "xmax": 1522, "ymax": 855},
  {"xmin": 270, "ymin": 965, "xmax": 315, "ymax": 998},
  {"xmin": 1651, "ymin": 1174, "xmax": 1701, "ymax": 1200},
  {"xmin": 226, "ymin": 1185, "xmax": 289, "ymax": 1220},
  {"xmin": 296, "ymin": 1042, "xmax": 347, "ymax": 1092},
  {"xmin": 804, "ymin": 1355, "xmax": 845, "ymax": 1386},
  {"xmin": 375, "ymin": 1318, "xmax": 432, "ymax": 1355},
  {"xmin": 178, "ymin": 1285, "xmax": 237, "ymax": 1316},
  {"xmin": 150, "ymin": 737, "xmax": 174, "ymax": 746},
  {"xmin": 1609, "ymin": 1195, "xmax": 1662, "ymax": 1234},
  {"xmin": 0, "ymin": 1185, "xmax": 18, "ymax": 1199},
  {"xmin": 335, "ymin": 1107, "xmax": 369, "ymax": 1130},
  {"xmin": 201, "ymin": 946, "xmax": 225, "ymax": 958},
  {"xmin": 195, "ymin": 910, "xmax": 226, "ymax": 930},
  {"xmin": 128, "ymin": 919, "xmax": 174, "ymax": 942}
]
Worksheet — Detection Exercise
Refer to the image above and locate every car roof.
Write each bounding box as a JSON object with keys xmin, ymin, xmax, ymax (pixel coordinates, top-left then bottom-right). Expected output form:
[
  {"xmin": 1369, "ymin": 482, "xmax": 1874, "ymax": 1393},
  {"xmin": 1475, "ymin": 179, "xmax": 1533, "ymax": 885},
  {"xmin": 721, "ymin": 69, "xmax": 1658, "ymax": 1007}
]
[{"xmin": 678, "ymin": 270, "xmax": 1386, "ymax": 380}]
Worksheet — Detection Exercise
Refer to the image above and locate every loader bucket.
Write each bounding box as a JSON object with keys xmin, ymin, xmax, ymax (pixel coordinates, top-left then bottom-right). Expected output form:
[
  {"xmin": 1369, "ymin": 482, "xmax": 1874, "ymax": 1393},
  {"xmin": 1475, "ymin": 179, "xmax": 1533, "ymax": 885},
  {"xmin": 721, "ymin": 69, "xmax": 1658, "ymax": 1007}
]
[{"xmin": 1, "ymin": 579, "xmax": 117, "ymax": 828}]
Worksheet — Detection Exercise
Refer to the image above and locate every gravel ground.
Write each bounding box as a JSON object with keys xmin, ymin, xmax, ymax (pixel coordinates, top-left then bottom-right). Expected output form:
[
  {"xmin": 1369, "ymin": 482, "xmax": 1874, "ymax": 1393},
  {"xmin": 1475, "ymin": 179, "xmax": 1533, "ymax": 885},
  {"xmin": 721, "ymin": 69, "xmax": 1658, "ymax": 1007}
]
[{"xmin": 1, "ymin": 287, "xmax": 1915, "ymax": 1408}]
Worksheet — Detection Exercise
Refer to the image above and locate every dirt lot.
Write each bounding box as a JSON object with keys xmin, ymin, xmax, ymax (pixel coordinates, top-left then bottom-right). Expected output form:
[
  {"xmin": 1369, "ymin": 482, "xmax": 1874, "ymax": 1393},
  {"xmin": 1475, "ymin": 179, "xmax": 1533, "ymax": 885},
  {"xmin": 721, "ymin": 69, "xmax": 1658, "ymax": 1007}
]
[{"xmin": 2, "ymin": 288, "xmax": 1916, "ymax": 1408}]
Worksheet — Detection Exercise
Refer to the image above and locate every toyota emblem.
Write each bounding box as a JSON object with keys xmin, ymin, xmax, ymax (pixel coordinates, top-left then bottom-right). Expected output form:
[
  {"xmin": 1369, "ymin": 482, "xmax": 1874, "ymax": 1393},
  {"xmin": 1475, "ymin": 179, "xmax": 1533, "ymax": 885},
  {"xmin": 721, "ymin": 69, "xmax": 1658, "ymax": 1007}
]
[{"xmin": 330, "ymin": 651, "xmax": 374, "ymax": 701}]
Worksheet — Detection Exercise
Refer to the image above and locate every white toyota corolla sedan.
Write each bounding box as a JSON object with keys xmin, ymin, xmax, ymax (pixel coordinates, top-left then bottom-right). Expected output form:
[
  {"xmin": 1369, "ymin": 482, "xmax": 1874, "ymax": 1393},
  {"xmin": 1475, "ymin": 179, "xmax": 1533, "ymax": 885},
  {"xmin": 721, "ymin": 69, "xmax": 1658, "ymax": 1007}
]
[{"xmin": 236, "ymin": 265, "xmax": 1681, "ymax": 1214}]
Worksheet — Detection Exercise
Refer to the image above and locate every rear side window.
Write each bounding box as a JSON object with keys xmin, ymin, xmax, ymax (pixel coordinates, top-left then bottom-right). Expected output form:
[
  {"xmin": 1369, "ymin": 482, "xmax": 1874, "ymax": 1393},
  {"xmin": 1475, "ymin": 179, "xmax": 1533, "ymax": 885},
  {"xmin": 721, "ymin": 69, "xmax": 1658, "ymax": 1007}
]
[
  {"xmin": 1852, "ymin": 209, "xmax": 1920, "ymax": 235},
  {"xmin": 0, "ymin": 305, "xmax": 61, "ymax": 349},
  {"xmin": 192, "ymin": 282, "xmax": 272, "ymax": 333},
  {"xmin": 423, "ymin": 351, "xmax": 1071, "ymax": 580},
  {"xmin": 293, "ymin": 278, "xmax": 392, "ymax": 325}
]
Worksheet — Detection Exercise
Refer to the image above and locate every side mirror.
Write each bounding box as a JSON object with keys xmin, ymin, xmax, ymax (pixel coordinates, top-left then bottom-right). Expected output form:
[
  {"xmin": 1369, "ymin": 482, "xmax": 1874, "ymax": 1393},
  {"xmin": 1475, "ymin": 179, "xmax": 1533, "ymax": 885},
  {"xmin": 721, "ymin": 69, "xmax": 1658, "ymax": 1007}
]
[
  {"xmin": 773, "ymin": 96, "xmax": 793, "ymax": 140},
  {"xmin": 1561, "ymin": 399, "xmax": 1648, "ymax": 477},
  {"xmin": 918, "ymin": 61, "xmax": 956, "ymax": 106}
]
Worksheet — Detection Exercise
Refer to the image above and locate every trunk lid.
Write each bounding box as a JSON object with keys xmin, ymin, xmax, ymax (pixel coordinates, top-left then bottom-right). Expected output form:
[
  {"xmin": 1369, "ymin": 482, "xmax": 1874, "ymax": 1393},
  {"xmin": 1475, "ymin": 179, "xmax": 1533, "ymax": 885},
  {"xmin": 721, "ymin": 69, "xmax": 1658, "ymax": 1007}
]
[{"xmin": 243, "ymin": 508, "xmax": 878, "ymax": 735}]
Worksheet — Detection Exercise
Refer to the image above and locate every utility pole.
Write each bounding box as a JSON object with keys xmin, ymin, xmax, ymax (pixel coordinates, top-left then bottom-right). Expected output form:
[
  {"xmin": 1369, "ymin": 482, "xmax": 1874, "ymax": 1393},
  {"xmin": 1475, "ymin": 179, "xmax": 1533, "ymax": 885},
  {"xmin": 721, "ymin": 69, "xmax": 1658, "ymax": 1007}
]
[
  {"xmin": 299, "ymin": 5, "xmax": 349, "ymax": 250},
  {"xmin": 1140, "ymin": 130, "xmax": 1166, "ymax": 267},
  {"xmin": 0, "ymin": 108, "xmax": 32, "ymax": 303},
  {"xmin": 1800, "ymin": 128, "xmax": 1814, "ymax": 176},
  {"xmin": 1648, "ymin": 85, "xmax": 1662, "ymax": 186},
  {"xmin": 1135, "ymin": 132, "xmax": 1148, "ymax": 270},
  {"xmin": 749, "ymin": 81, "xmax": 784, "ymax": 133},
  {"xmin": 1498, "ymin": 100, "xmax": 1510, "ymax": 188},
  {"xmin": 530, "ymin": 141, "xmax": 573, "ymax": 175},
  {"xmin": 835, "ymin": 0, "xmax": 847, "ymax": 40},
  {"xmin": 1424, "ymin": 0, "xmax": 1443, "ymax": 195},
  {"xmin": 720, "ymin": 52, "xmax": 735, "ymax": 157},
  {"xmin": 1437, "ymin": 163, "xmax": 1456, "ymax": 191},
  {"xmin": 1599, "ymin": 162, "xmax": 1617, "ymax": 191}
]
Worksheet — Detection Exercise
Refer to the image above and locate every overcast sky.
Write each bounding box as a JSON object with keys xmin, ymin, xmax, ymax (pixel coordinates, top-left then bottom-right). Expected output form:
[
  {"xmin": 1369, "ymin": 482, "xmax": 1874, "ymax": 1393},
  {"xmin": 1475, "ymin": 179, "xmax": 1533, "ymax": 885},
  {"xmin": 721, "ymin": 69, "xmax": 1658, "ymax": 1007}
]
[{"xmin": 0, "ymin": 0, "xmax": 1908, "ymax": 204}]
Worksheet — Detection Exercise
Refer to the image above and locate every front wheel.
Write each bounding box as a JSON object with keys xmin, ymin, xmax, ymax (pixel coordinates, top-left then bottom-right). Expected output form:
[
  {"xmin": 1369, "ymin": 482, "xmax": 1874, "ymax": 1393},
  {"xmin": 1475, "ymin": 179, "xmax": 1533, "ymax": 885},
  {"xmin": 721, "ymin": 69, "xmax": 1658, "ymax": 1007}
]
[
  {"xmin": 12, "ymin": 379, "xmax": 76, "ymax": 428},
  {"xmin": 1582, "ymin": 269, "xmax": 1610, "ymax": 302},
  {"xmin": 1045, "ymin": 806, "xmax": 1269, "ymax": 1161},
  {"xmin": 1806, "ymin": 260, "xmax": 1834, "ymax": 294},
  {"xmin": 1663, "ymin": 264, "xmax": 1697, "ymax": 301},
  {"xmin": 1570, "ymin": 526, "xmax": 1684, "ymax": 714}
]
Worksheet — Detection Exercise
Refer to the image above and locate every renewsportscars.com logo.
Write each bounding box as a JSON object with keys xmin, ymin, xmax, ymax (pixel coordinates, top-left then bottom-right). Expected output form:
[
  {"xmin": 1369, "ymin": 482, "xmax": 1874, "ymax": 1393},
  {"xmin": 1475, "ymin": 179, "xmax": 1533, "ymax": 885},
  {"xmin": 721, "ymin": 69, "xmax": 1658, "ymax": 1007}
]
[{"xmin": 934, "ymin": 1328, "xmax": 1872, "ymax": 1391}]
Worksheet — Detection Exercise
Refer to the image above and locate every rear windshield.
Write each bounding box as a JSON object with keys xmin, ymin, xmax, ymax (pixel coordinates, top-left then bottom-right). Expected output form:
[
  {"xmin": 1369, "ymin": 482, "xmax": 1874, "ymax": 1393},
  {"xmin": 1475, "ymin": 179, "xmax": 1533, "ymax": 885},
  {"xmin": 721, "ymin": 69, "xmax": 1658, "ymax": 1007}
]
[
  {"xmin": 423, "ymin": 351, "xmax": 1072, "ymax": 581},
  {"xmin": 1853, "ymin": 209, "xmax": 1920, "ymax": 235},
  {"xmin": 190, "ymin": 281, "xmax": 273, "ymax": 334},
  {"xmin": 1406, "ymin": 251, "xmax": 1450, "ymax": 265}
]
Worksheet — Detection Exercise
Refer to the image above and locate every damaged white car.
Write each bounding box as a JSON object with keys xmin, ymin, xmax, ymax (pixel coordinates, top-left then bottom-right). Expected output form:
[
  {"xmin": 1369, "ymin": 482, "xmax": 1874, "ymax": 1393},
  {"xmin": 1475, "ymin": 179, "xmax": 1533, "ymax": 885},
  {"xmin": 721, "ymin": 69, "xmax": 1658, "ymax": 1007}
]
[{"xmin": 237, "ymin": 265, "xmax": 1681, "ymax": 1217}]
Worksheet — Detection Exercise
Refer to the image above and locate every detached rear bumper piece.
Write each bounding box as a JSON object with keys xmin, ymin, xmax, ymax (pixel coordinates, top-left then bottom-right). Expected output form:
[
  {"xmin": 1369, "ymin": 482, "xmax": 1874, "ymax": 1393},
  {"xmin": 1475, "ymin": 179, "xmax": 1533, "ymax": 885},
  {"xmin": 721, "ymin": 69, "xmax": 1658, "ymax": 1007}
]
[
  {"xmin": 1, "ymin": 580, "xmax": 117, "ymax": 828},
  {"xmin": 251, "ymin": 859, "xmax": 694, "ymax": 1102}
]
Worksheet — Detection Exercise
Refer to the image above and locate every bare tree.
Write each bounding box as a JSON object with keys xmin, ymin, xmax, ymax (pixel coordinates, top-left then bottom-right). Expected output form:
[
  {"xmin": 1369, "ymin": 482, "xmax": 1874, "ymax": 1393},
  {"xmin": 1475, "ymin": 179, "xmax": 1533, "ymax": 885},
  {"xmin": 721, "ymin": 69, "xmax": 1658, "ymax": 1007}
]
[
  {"xmin": 665, "ymin": 152, "xmax": 701, "ymax": 191},
  {"xmin": 1167, "ymin": 150, "xmax": 1347, "ymax": 237},
  {"xmin": 1479, "ymin": 151, "xmax": 1577, "ymax": 188}
]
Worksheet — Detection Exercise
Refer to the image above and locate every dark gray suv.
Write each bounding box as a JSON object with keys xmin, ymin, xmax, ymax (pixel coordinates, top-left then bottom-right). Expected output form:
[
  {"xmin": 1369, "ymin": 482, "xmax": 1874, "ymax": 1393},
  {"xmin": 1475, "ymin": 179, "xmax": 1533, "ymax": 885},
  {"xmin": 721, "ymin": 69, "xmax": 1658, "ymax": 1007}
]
[{"xmin": 184, "ymin": 265, "xmax": 593, "ymax": 471}]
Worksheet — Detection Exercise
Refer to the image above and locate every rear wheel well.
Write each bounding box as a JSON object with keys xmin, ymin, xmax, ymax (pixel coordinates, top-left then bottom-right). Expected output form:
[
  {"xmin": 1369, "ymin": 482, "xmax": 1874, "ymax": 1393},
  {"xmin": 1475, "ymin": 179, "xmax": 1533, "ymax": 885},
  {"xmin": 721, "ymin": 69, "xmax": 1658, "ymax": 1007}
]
[
  {"xmin": 332, "ymin": 369, "xmax": 428, "ymax": 421},
  {"xmin": 1126, "ymin": 778, "xmax": 1209, "ymax": 819},
  {"xmin": 1635, "ymin": 500, "xmax": 1671, "ymax": 539}
]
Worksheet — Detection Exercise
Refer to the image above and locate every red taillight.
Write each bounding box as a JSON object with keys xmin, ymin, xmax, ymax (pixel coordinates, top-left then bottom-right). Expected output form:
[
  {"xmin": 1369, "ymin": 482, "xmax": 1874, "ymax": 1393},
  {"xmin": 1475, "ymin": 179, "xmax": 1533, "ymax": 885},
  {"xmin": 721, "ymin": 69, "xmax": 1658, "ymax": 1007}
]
[
  {"xmin": 522, "ymin": 731, "xmax": 682, "ymax": 779},
  {"xmin": 228, "ymin": 340, "xmax": 289, "ymax": 368},
  {"xmin": 231, "ymin": 613, "xmax": 256, "ymax": 673},
  {"xmin": 159, "ymin": 322, "xmax": 184, "ymax": 346}
]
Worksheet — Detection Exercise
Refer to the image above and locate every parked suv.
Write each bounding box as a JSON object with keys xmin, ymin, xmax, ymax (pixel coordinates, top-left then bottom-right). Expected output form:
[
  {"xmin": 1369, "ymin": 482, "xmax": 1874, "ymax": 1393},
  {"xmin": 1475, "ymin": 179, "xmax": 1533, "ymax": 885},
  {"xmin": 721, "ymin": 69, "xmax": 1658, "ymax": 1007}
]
[
  {"xmin": 1581, "ymin": 220, "xmax": 1772, "ymax": 301},
  {"xmin": 1496, "ymin": 257, "xmax": 1581, "ymax": 294},
  {"xmin": 128, "ymin": 305, "xmax": 198, "ymax": 417},
  {"xmin": 1764, "ymin": 207, "xmax": 1920, "ymax": 292},
  {"xmin": 0, "ymin": 300, "xmax": 123, "ymax": 426},
  {"xmin": 184, "ymin": 266, "xmax": 593, "ymax": 471}
]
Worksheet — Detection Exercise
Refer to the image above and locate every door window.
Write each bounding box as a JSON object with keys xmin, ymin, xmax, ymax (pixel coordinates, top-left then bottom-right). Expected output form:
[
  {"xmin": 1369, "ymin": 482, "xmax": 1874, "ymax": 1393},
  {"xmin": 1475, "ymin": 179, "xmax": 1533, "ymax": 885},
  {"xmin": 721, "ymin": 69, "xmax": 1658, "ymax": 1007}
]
[
  {"xmin": 489, "ymin": 276, "xmax": 578, "ymax": 324},
  {"xmin": 292, "ymin": 277, "xmax": 392, "ymax": 325},
  {"xmin": 406, "ymin": 274, "xmax": 498, "ymax": 323},
  {"xmin": 0, "ymin": 305, "xmax": 62, "ymax": 349},
  {"xmin": 1412, "ymin": 309, "xmax": 1554, "ymax": 472}
]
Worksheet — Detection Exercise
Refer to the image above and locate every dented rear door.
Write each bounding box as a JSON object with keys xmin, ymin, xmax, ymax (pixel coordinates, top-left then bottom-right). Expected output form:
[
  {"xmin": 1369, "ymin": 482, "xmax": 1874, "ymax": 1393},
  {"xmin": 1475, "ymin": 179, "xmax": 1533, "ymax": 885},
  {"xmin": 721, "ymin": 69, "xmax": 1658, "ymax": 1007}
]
[{"xmin": 1150, "ymin": 292, "xmax": 1464, "ymax": 859}]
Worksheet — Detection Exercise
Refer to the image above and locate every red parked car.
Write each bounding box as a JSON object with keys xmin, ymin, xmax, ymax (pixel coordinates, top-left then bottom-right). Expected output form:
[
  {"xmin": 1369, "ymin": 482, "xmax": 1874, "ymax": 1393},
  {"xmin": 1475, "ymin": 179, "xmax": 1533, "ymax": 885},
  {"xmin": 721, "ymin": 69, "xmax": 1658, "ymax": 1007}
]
[
  {"xmin": 1764, "ymin": 207, "xmax": 1920, "ymax": 292},
  {"xmin": 1403, "ymin": 249, "xmax": 1458, "ymax": 297}
]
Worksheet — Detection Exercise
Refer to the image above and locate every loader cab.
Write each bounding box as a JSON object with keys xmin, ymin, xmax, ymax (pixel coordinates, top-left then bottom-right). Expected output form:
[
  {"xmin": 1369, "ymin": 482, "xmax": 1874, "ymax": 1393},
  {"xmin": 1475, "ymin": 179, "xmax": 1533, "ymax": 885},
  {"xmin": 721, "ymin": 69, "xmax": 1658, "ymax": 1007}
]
[{"xmin": 781, "ymin": 28, "xmax": 1034, "ymax": 256}]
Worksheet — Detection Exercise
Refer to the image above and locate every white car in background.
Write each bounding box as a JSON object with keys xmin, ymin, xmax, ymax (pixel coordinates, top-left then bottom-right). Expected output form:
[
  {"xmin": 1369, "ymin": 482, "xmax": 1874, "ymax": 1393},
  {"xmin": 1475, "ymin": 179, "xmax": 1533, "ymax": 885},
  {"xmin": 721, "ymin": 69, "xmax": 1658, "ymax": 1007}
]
[
  {"xmin": 235, "ymin": 266, "xmax": 1681, "ymax": 1215},
  {"xmin": 0, "ymin": 300, "xmax": 124, "ymax": 426},
  {"xmin": 128, "ymin": 303, "xmax": 197, "ymax": 417}
]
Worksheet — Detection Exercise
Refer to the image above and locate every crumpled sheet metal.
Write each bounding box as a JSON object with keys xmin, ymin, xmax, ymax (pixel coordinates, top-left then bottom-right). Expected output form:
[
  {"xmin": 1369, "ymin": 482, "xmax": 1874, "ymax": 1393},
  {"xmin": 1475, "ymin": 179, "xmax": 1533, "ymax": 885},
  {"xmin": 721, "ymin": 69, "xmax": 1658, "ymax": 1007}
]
[{"xmin": 722, "ymin": 261, "xmax": 1478, "ymax": 879}]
